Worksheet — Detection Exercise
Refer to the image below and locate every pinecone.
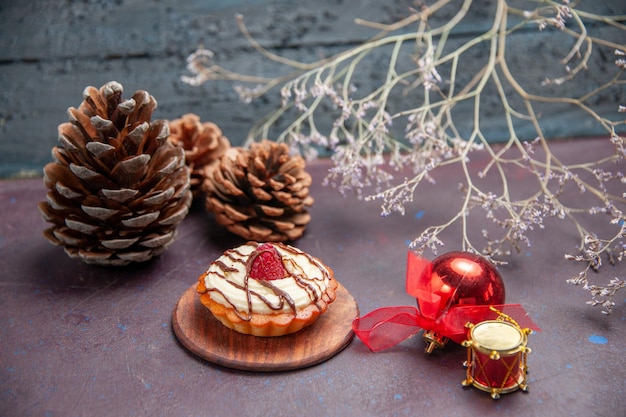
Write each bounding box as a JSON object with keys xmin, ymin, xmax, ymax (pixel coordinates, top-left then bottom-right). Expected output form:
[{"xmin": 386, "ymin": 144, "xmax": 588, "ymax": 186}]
[
  {"xmin": 167, "ymin": 113, "xmax": 230, "ymax": 198},
  {"xmin": 203, "ymin": 140, "xmax": 314, "ymax": 242},
  {"xmin": 38, "ymin": 81, "xmax": 192, "ymax": 266}
]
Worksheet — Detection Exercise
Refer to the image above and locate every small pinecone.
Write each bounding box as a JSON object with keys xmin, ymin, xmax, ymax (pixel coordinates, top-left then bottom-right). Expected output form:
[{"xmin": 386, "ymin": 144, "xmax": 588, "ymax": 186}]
[
  {"xmin": 203, "ymin": 140, "xmax": 314, "ymax": 242},
  {"xmin": 167, "ymin": 113, "xmax": 230, "ymax": 198},
  {"xmin": 38, "ymin": 81, "xmax": 192, "ymax": 266}
]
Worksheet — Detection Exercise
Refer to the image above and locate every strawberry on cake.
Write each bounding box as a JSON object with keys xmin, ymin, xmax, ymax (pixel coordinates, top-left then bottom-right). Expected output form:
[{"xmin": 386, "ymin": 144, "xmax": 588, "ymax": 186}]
[{"xmin": 197, "ymin": 242, "xmax": 338, "ymax": 336}]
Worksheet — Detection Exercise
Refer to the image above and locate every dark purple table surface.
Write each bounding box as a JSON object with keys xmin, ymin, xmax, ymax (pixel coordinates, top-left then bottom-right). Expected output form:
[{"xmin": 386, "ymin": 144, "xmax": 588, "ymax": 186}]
[{"xmin": 1, "ymin": 138, "xmax": 624, "ymax": 417}]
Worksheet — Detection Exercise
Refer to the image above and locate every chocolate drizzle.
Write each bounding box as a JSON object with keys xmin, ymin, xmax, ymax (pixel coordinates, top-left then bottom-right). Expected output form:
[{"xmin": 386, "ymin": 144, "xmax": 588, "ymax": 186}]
[
  {"xmin": 215, "ymin": 260, "xmax": 238, "ymax": 274},
  {"xmin": 200, "ymin": 242, "xmax": 332, "ymax": 321}
]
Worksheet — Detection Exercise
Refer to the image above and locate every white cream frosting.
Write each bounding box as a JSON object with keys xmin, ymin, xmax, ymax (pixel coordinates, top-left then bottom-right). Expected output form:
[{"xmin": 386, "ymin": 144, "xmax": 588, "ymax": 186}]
[{"xmin": 201, "ymin": 242, "xmax": 333, "ymax": 316}]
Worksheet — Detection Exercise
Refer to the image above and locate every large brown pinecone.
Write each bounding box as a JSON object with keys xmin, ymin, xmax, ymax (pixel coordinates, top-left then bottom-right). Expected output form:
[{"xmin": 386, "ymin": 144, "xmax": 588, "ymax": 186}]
[
  {"xmin": 38, "ymin": 81, "xmax": 192, "ymax": 266},
  {"xmin": 167, "ymin": 113, "xmax": 230, "ymax": 198},
  {"xmin": 203, "ymin": 140, "xmax": 314, "ymax": 242}
]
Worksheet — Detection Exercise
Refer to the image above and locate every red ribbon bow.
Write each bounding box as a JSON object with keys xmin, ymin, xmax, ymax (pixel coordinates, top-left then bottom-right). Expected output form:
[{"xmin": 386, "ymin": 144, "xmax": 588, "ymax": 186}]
[{"xmin": 352, "ymin": 252, "xmax": 540, "ymax": 352}]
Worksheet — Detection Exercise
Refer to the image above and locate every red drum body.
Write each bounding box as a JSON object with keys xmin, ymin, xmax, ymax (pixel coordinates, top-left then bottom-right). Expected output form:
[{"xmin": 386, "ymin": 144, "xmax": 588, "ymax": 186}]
[{"xmin": 462, "ymin": 320, "xmax": 531, "ymax": 399}]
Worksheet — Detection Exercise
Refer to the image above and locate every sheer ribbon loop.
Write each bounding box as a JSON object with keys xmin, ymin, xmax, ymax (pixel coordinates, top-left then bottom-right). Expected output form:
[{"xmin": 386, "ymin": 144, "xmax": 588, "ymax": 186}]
[{"xmin": 352, "ymin": 306, "xmax": 422, "ymax": 352}]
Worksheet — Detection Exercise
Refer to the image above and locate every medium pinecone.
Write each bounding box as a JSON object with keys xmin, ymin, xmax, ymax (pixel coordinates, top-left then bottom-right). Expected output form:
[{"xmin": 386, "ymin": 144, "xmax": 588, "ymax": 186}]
[
  {"xmin": 38, "ymin": 81, "xmax": 192, "ymax": 266},
  {"xmin": 168, "ymin": 113, "xmax": 230, "ymax": 198},
  {"xmin": 203, "ymin": 140, "xmax": 314, "ymax": 242}
]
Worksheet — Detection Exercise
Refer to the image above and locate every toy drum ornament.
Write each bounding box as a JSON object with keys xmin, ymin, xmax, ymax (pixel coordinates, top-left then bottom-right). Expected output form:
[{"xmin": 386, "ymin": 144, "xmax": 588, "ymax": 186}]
[{"xmin": 461, "ymin": 319, "xmax": 532, "ymax": 399}]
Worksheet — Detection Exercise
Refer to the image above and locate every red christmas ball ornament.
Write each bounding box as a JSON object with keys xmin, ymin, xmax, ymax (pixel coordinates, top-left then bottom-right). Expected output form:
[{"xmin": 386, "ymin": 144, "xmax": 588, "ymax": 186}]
[{"xmin": 413, "ymin": 251, "xmax": 506, "ymax": 353}]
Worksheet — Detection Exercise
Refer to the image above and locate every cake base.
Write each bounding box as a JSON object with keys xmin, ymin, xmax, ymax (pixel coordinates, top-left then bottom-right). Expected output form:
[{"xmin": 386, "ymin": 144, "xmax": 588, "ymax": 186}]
[{"xmin": 172, "ymin": 281, "xmax": 358, "ymax": 371}]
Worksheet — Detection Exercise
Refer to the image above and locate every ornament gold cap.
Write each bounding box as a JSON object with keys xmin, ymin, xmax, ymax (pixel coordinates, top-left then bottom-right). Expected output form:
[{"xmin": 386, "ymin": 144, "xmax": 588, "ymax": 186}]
[{"xmin": 422, "ymin": 330, "xmax": 448, "ymax": 354}]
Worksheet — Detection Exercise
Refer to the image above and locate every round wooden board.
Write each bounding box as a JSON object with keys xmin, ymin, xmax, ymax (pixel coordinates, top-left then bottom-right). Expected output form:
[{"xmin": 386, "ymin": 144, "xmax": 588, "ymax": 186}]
[{"xmin": 172, "ymin": 281, "xmax": 359, "ymax": 372}]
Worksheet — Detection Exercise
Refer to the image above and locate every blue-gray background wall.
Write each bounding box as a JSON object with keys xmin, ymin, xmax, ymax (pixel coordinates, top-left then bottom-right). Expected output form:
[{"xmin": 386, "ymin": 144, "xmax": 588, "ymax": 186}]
[{"xmin": 1, "ymin": 0, "xmax": 624, "ymax": 178}]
